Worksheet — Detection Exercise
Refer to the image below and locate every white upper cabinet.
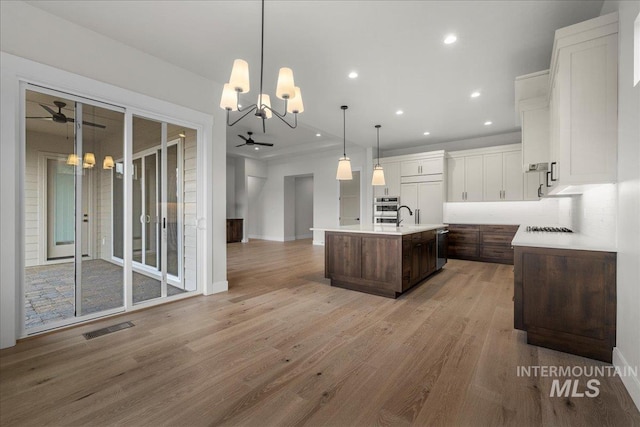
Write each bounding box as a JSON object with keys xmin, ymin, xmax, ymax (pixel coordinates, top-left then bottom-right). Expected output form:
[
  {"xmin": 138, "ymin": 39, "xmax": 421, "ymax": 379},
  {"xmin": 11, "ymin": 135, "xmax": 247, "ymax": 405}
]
[
  {"xmin": 373, "ymin": 160, "xmax": 401, "ymax": 197},
  {"xmin": 447, "ymin": 155, "xmax": 483, "ymax": 202},
  {"xmin": 483, "ymin": 153, "xmax": 503, "ymax": 201},
  {"xmin": 401, "ymin": 158, "xmax": 443, "ymax": 177},
  {"xmin": 503, "ymin": 150, "xmax": 524, "ymax": 200},
  {"xmin": 401, "ymin": 181, "xmax": 443, "ymax": 225}
]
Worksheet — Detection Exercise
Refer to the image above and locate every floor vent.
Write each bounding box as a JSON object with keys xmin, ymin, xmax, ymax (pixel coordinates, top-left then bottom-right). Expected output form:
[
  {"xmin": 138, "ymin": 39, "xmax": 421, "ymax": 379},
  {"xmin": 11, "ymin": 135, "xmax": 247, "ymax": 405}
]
[{"xmin": 82, "ymin": 321, "xmax": 134, "ymax": 340}]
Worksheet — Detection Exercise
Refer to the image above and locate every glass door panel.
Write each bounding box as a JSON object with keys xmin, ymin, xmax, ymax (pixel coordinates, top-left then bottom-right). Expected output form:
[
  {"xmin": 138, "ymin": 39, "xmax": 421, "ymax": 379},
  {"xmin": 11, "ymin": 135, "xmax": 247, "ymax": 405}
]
[
  {"xmin": 166, "ymin": 144, "xmax": 179, "ymax": 278},
  {"xmin": 132, "ymin": 116, "xmax": 161, "ymax": 304},
  {"xmin": 24, "ymin": 88, "xmax": 125, "ymax": 329}
]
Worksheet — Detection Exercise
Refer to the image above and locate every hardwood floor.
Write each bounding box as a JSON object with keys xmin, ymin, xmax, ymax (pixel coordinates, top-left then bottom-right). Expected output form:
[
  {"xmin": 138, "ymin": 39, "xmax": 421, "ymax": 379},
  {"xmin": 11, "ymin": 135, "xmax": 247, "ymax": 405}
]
[{"xmin": 1, "ymin": 239, "xmax": 638, "ymax": 426}]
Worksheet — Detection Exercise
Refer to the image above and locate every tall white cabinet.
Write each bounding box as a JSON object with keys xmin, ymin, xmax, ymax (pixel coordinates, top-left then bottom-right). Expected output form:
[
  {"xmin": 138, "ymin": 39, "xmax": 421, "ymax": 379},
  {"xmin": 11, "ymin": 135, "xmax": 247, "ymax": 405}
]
[{"xmin": 447, "ymin": 156, "xmax": 483, "ymax": 202}]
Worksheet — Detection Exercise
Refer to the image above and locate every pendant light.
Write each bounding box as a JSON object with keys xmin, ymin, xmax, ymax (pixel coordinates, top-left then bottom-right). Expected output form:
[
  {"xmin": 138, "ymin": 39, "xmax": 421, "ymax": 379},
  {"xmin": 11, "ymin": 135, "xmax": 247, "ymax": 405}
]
[
  {"xmin": 371, "ymin": 124, "xmax": 386, "ymax": 186},
  {"xmin": 336, "ymin": 105, "xmax": 352, "ymax": 180}
]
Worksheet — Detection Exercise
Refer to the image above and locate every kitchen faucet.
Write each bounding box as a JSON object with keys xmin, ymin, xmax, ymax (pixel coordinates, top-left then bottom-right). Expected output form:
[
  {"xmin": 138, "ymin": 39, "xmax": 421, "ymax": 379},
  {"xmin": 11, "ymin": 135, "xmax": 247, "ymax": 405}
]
[{"xmin": 396, "ymin": 205, "xmax": 413, "ymax": 227}]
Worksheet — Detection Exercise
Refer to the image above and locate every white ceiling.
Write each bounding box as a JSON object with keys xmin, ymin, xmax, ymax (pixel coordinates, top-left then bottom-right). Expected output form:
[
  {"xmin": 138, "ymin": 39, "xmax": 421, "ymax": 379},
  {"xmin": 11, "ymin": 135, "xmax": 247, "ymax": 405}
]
[{"xmin": 26, "ymin": 0, "xmax": 603, "ymax": 160}]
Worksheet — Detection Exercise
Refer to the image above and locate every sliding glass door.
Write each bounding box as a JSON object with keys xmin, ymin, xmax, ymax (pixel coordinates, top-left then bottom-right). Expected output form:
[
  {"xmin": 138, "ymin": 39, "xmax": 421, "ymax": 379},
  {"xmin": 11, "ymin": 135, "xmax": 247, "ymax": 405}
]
[{"xmin": 23, "ymin": 86, "xmax": 198, "ymax": 335}]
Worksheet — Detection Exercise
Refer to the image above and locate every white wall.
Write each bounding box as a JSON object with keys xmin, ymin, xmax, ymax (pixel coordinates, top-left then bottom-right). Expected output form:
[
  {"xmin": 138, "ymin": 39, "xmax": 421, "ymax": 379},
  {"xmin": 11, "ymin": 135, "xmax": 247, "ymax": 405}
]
[
  {"xmin": 226, "ymin": 157, "xmax": 236, "ymax": 218},
  {"xmin": 247, "ymin": 176, "xmax": 266, "ymax": 239},
  {"xmin": 601, "ymin": 0, "xmax": 640, "ymax": 410},
  {"xmin": 264, "ymin": 148, "xmax": 372, "ymax": 244},
  {"xmin": 0, "ymin": 1, "xmax": 226, "ymax": 348},
  {"xmin": 295, "ymin": 176, "xmax": 314, "ymax": 239}
]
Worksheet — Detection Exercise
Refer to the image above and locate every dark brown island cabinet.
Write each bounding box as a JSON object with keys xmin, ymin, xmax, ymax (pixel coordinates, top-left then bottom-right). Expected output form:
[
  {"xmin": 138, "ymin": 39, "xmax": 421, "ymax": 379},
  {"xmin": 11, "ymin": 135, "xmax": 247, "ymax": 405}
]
[
  {"xmin": 448, "ymin": 224, "xmax": 519, "ymax": 264},
  {"xmin": 324, "ymin": 230, "xmax": 439, "ymax": 298},
  {"xmin": 514, "ymin": 246, "xmax": 616, "ymax": 363},
  {"xmin": 226, "ymin": 219, "xmax": 243, "ymax": 243}
]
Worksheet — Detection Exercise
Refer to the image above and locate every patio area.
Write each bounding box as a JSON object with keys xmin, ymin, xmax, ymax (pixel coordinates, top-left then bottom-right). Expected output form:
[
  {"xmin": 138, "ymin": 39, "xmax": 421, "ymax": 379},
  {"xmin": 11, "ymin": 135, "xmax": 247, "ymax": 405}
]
[{"xmin": 24, "ymin": 259, "xmax": 186, "ymax": 329}]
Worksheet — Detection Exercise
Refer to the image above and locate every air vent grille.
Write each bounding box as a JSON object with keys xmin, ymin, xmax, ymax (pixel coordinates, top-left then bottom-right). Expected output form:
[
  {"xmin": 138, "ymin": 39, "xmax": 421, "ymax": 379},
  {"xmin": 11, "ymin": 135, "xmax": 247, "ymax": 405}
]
[{"xmin": 82, "ymin": 321, "xmax": 134, "ymax": 340}]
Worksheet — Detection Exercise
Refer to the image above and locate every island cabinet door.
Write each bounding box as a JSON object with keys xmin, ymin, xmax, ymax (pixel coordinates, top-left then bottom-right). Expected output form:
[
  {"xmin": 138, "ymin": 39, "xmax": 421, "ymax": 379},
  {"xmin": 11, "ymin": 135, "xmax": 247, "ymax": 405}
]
[
  {"xmin": 325, "ymin": 233, "xmax": 362, "ymax": 278},
  {"xmin": 362, "ymin": 235, "xmax": 402, "ymax": 286},
  {"xmin": 402, "ymin": 236, "xmax": 412, "ymax": 291}
]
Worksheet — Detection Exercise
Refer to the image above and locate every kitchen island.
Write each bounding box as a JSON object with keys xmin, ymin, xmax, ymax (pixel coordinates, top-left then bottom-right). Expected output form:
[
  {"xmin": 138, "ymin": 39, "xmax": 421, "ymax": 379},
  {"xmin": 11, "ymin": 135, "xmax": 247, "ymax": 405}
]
[{"xmin": 312, "ymin": 224, "xmax": 447, "ymax": 298}]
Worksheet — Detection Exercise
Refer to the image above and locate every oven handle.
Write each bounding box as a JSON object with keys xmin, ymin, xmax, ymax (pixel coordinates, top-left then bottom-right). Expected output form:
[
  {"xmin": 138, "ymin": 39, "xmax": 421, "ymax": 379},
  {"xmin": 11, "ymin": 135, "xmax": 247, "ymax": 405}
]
[{"xmin": 437, "ymin": 229, "xmax": 449, "ymax": 234}]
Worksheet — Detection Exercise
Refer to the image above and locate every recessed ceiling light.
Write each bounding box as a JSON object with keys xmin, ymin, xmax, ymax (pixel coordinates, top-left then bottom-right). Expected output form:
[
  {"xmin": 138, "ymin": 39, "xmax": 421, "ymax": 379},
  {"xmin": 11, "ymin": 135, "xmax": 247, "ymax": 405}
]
[
  {"xmin": 423, "ymin": 131, "xmax": 430, "ymax": 136},
  {"xmin": 348, "ymin": 71, "xmax": 358, "ymax": 79},
  {"xmin": 255, "ymin": 147, "xmax": 260, "ymax": 150},
  {"xmin": 444, "ymin": 34, "xmax": 457, "ymax": 45},
  {"xmin": 484, "ymin": 121, "xmax": 492, "ymax": 126},
  {"xmin": 471, "ymin": 91, "xmax": 481, "ymax": 98},
  {"xmin": 396, "ymin": 110, "xmax": 404, "ymax": 115},
  {"xmin": 316, "ymin": 133, "xmax": 321, "ymax": 137}
]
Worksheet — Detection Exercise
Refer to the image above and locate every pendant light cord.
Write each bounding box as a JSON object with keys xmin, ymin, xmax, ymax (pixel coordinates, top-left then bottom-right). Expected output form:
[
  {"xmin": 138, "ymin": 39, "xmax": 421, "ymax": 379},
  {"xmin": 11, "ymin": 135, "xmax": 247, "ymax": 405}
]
[
  {"xmin": 343, "ymin": 108, "xmax": 346, "ymax": 157},
  {"xmin": 376, "ymin": 127, "xmax": 380, "ymax": 165},
  {"xmin": 259, "ymin": 0, "xmax": 265, "ymax": 108}
]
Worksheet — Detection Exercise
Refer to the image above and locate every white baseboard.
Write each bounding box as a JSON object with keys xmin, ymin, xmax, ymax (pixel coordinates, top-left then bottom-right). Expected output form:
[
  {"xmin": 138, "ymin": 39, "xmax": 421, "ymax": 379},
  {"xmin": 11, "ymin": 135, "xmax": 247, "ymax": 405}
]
[
  {"xmin": 206, "ymin": 280, "xmax": 228, "ymax": 295},
  {"xmin": 613, "ymin": 347, "xmax": 640, "ymax": 411},
  {"xmin": 312, "ymin": 240, "xmax": 325, "ymax": 246}
]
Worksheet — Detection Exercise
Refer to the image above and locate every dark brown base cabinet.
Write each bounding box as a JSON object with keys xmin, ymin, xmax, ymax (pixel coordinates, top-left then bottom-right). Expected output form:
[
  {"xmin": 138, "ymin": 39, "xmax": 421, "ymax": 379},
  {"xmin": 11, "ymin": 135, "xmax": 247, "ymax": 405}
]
[
  {"xmin": 226, "ymin": 219, "xmax": 243, "ymax": 243},
  {"xmin": 514, "ymin": 246, "xmax": 616, "ymax": 363},
  {"xmin": 448, "ymin": 224, "xmax": 518, "ymax": 264},
  {"xmin": 325, "ymin": 230, "xmax": 439, "ymax": 298}
]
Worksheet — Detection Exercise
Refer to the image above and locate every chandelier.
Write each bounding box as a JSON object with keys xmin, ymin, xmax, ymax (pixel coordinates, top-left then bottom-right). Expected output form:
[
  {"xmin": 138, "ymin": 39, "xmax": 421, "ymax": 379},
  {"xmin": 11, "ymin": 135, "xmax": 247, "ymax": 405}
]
[{"xmin": 219, "ymin": 0, "xmax": 304, "ymax": 132}]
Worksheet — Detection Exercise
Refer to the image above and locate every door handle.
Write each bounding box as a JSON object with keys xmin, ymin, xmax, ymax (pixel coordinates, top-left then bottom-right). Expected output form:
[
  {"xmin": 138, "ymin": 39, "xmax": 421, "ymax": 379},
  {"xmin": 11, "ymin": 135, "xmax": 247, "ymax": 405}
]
[
  {"xmin": 146, "ymin": 215, "xmax": 151, "ymax": 224},
  {"xmin": 140, "ymin": 214, "xmax": 145, "ymax": 224}
]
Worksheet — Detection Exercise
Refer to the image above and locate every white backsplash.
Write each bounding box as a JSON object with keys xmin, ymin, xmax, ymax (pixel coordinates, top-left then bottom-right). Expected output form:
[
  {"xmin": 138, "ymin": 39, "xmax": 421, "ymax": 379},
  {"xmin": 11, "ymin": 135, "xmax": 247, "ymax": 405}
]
[
  {"xmin": 571, "ymin": 184, "xmax": 617, "ymax": 242},
  {"xmin": 444, "ymin": 199, "xmax": 566, "ymax": 225}
]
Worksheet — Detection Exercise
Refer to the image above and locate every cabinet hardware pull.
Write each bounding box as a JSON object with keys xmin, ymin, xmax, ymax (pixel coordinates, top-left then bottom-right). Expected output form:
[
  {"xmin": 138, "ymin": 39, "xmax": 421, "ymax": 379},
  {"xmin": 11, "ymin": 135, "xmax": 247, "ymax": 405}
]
[
  {"xmin": 550, "ymin": 162, "xmax": 557, "ymax": 181},
  {"xmin": 546, "ymin": 171, "xmax": 551, "ymax": 187},
  {"xmin": 537, "ymin": 184, "xmax": 543, "ymax": 198}
]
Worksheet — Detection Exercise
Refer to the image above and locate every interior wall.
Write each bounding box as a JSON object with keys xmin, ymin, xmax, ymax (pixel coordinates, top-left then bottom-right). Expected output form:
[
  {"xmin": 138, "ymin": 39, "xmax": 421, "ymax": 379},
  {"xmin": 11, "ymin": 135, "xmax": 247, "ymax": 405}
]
[
  {"xmin": 283, "ymin": 177, "xmax": 296, "ymax": 241},
  {"xmin": 264, "ymin": 148, "xmax": 370, "ymax": 244},
  {"xmin": 382, "ymin": 131, "xmax": 522, "ymax": 157},
  {"xmin": 247, "ymin": 176, "xmax": 266, "ymax": 239},
  {"xmin": 226, "ymin": 157, "xmax": 236, "ymax": 218},
  {"xmin": 295, "ymin": 176, "xmax": 314, "ymax": 239},
  {"xmin": 601, "ymin": 0, "xmax": 640, "ymax": 410}
]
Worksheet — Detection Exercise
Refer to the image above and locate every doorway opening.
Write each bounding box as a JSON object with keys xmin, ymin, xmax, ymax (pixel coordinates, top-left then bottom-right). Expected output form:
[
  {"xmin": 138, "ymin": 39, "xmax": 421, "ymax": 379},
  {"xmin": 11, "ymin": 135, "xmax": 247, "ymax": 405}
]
[
  {"xmin": 284, "ymin": 174, "xmax": 314, "ymax": 241},
  {"xmin": 339, "ymin": 170, "xmax": 360, "ymax": 226}
]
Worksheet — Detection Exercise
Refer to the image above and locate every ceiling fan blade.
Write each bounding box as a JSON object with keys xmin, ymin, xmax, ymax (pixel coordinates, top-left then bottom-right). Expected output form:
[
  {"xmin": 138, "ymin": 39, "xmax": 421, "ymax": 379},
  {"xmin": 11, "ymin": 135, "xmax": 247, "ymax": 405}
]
[
  {"xmin": 254, "ymin": 142, "xmax": 274, "ymax": 147},
  {"xmin": 82, "ymin": 120, "xmax": 107, "ymax": 129},
  {"xmin": 26, "ymin": 117, "xmax": 53, "ymax": 120},
  {"xmin": 39, "ymin": 104, "xmax": 57, "ymax": 116},
  {"xmin": 238, "ymin": 135, "xmax": 248, "ymax": 141},
  {"xmin": 235, "ymin": 143, "xmax": 247, "ymax": 147}
]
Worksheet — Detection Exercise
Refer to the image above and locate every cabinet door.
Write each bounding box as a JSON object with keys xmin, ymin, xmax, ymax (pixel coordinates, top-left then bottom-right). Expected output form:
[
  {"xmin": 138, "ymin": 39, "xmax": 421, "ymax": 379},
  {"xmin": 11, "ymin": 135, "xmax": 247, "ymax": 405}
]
[
  {"xmin": 385, "ymin": 161, "xmax": 401, "ymax": 197},
  {"xmin": 411, "ymin": 242, "xmax": 422, "ymax": 282},
  {"xmin": 420, "ymin": 158, "xmax": 443, "ymax": 175},
  {"xmin": 503, "ymin": 150, "xmax": 523, "ymax": 200},
  {"xmin": 400, "ymin": 183, "xmax": 418, "ymax": 225},
  {"xmin": 447, "ymin": 157, "xmax": 465, "ymax": 202},
  {"xmin": 427, "ymin": 238, "xmax": 437, "ymax": 274},
  {"xmin": 548, "ymin": 75, "xmax": 560, "ymax": 191},
  {"xmin": 483, "ymin": 153, "xmax": 503, "ymax": 201},
  {"xmin": 465, "ymin": 155, "xmax": 484, "ymax": 202},
  {"xmin": 400, "ymin": 160, "xmax": 421, "ymax": 177},
  {"xmin": 417, "ymin": 181, "xmax": 443, "ymax": 224},
  {"xmin": 557, "ymin": 34, "xmax": 618, "ymax": 185},
  {"xmin": 524, "ymin": 172, "xmax": 545, "ymax": 201}
]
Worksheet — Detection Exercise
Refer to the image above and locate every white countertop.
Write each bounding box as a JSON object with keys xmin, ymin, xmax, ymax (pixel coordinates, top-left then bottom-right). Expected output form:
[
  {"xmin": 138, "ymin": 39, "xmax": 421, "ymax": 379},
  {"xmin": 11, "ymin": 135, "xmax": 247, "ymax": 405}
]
[
  {"xmin": 311, "ymin": 224, "xmax": 447, "ymax": 236},
  {"xmin": 511, "ymin": 225, "xmax": 617, "ymax": 252}
]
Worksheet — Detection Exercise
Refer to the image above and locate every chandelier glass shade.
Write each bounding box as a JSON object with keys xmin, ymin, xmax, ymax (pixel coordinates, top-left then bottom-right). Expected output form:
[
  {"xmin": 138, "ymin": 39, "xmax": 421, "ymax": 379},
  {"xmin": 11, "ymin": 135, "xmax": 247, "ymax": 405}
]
[{"xmin": 219, "ymin": 0, "xmax": 303, "ymax": 132}]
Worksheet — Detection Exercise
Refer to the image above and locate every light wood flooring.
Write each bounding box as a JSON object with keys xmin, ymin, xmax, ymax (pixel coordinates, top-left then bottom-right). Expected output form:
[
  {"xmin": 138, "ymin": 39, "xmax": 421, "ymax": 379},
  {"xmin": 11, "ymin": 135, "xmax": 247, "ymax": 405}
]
[{"xmin": 1, "ymin": 239, "xmax": 639, "ymax": 426}]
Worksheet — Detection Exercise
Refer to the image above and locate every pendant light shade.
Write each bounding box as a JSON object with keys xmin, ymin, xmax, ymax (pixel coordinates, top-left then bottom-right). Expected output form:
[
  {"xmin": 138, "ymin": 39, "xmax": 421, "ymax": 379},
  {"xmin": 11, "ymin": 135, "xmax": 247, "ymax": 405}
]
[
  {"xmin": 372, "ymin": 164, "xmax": 386, "ymax": 186},
  {"xmin": 83, "ymin": 152, "xmax": 96, "ymax": 168},
  {"xmin": 220, "ymin": 83, "xmax": 238, "ymax": 111},
  {"xmin": 103, "ymin": 155, "xmax": 115, "ymax": 170},
  {"xmin": 257, "ymin": 94, "xmax": 273, "ymax": 118},
  {"xmin": 67, "ymin": 153, "xmax": 79, "ymax": 166},
  {"xmin": 229, "ymin": 59, "xmax": 250, "ymax": 93},
  {"xmin": 287, "ymin": 87, "xmax": 304, "ymax": 114},
  {"xmin": 276, "ymin": 67, "xmax": 296, "ymax": 100},
  {"xmin": 336, "ymin": 105, "xmax": 352, "ymax": 180},
  {"xmin": 372, "ymin": 124, "xmax": 386, "ymax": 186}
]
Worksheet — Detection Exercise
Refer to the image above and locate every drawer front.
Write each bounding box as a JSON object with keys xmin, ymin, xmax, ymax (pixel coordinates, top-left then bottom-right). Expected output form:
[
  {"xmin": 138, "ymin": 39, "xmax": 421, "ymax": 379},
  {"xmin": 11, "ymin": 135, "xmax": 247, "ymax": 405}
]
[
  {"xmin": 449, "ymin": 230, "xmax": 479, "ymax": 245},
  {"xmin": 448, "ymin": 243, "xmax": 479, "ymax": 260},
  {"xmin": 481, "ymin": 233, "xmax": 514, "ymax": 246},
  {"xmin": 481, "ymin": 245, "xmax": 514, "ymax": 263},
  {"xmin": 480, "ymin": 224, "xmax": 519, "ymax": 234},
  {"xmin": 448, "ymin": 224, "xmax": 480, "ymax": 231}
]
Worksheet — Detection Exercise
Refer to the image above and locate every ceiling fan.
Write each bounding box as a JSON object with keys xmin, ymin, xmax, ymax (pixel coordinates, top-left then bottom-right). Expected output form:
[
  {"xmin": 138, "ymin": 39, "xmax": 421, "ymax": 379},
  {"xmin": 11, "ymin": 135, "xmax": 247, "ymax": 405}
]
[
  {"xmin": 27, "ymin": 101, "xmax": 106, "ymax": 129},
  {"xmin": 236, "ymin": 131, "xmax": 273, "ymax": 148}
]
